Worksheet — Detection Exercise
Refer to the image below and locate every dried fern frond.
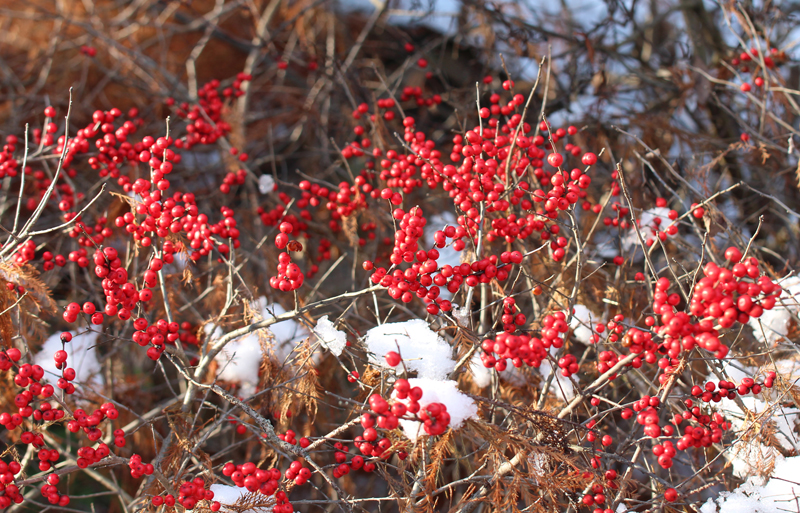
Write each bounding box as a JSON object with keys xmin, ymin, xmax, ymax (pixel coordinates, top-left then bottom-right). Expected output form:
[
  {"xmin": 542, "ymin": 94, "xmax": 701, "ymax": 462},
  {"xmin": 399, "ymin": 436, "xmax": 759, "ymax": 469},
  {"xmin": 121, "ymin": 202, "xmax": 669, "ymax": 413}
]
[
  {"xmin": 189, "ymin": 491, "xmax": 275, "ymax": 513},
  {"xmin": 0, "ymin": 262, "xmax": 57, "ymax": 315}
]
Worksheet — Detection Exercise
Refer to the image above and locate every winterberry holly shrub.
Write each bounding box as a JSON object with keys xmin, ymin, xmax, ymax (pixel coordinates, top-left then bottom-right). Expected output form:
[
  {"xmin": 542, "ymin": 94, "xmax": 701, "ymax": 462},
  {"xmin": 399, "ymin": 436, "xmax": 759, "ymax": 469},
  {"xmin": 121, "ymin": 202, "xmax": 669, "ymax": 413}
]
[{"xmin": 2, "ymin": 1, "xmax": 800, "ymax": 513}]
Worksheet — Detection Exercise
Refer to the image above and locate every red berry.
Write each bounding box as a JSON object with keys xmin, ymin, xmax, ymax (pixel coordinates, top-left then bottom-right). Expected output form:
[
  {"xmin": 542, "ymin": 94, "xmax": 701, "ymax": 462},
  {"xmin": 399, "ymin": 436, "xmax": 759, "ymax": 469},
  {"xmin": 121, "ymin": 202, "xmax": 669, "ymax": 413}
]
[
  {"xmin": 546, "ymin": 153, "xmax": 564, "ymax": 167},
  {"xmin": 385, "ymin": 351, "xmax": 401, "ymax": 367}
]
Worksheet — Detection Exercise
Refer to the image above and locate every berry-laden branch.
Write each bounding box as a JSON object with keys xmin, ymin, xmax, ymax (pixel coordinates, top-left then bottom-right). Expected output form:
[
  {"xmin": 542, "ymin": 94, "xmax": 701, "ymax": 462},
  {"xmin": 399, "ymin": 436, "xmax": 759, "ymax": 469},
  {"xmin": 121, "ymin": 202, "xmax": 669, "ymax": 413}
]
[{"xmin": 0, "ymin": 4, "xmax": 799, "ymax": 512}]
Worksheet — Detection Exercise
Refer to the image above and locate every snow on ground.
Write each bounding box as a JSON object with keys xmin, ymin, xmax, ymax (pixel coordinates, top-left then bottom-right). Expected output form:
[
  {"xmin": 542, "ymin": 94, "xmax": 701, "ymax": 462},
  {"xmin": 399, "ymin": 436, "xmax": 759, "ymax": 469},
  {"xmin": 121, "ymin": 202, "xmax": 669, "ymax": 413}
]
[
  {"xmin": 393, "ymin": 378, "xmax": 478, "ymax": 441},
  {"xmin": 364, "ymin": 319, "xmax": 455, "ymax": 379},
  {"xmin": 701, "ymin": 455, "xmax": 800, "ymax": 513},
  {"xmin": 36, "ymin": 330, "xmax": 101, "ymax": 385},
  {"xmin": 719, "ymin": 394, "xmax": 800, "ymax": 478},
  {"xmin": 211, "ymin": 298, "xmax": 309, "ymax": 397}
]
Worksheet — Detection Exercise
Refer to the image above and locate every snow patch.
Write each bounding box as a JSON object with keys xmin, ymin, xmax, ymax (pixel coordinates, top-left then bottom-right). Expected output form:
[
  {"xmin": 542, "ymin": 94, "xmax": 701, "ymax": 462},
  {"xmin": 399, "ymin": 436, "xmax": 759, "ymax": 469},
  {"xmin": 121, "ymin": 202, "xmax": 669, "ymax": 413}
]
[
  {"xmin": 313, "ymin": 315, "xmax": 347, "ymax": 356},
  {"xmin": 469, "ymin": 354, "xmax": 526, "ymax": 387},
  {"xmin": 211, "ymin": 298, "xmax": 309, "ymax": 397},
  {"xmin": 211, "ymin": 331, "xmax": 263, "ymax": 398},
  {"xmin": 258, "ymin": 174, "xmax": 275, "ymax": 194},
  {"xmin": 568, "ymin": 304, "xmax": 601, "ymax": 344},
  {"xmin": 364, "ymin": 319, "xmax": 455, "ymax": 380},
  {"xmin": 702, "ymin": 455, "xmax": 800, "ymax": 513},
  {"xmin": 719, "ymin": 393, "xmax": 800, "ymax": 477},
  {"xmin": 393, "ymin": 378, "xmax": 478, "ymax": 441},
  {"xmin": 36, "ymin": 330, "xmax": 101, "ymax": 385},
  {"xmin": 750, "ymin": 276, "xmax": 800, "ymax": 345},
  {"xmin": 538, "ymin": 359, "xmax": 576, "ymax": 401},
  {"xmin": 452, "ymin": 304, "xmax": 470, "ymax": 328}
]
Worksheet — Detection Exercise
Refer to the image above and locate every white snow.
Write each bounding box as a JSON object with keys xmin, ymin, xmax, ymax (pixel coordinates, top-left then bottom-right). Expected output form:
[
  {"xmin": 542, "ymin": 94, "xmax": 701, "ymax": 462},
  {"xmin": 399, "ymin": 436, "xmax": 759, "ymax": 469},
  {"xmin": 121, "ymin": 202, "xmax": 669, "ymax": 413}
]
[
  {"xmin": 211, "ymin": 297, "xmax": 309, "ymax": 397},
  {"xmin": 258, "ymin": 174, "xmax": 275, "ymax": 194},
  {"xmin": 568, "ymin": 304, "xmax": 601, "ymax": 344},
  {"xmin": 212, "ymin": 331, "xmax": 263, "ymax": 398},
  {"xmin": 469, "ymin": 355, "xmax": 491, "ymax": 387},
  {"xmin": 702, "ymin": 455, "xmax": 800, "ymax": 513},
  {"xmin": 451, "ymin": 304, "xmax": 470, "ymax": 328},
  {"xmin": 393, "ymin": 378, "xmax": 478, "ymax": 441},
  {"xmin": 259, "ymin": 300, "xmax": 310, "ymax": 361},
  {"xmin": 719, "ymin": 365, "xmax": 800, "ymax": 478},
  {"xmin": 750, "ymin": 276, "xmax": 800, "ymax": 345},
  {"xmin": 621, "ymin": 207, "xmax": 673, "ymax": 252},
  {"xmin": 719, "ymin": 395, "xmax": 800, "ymax": 478},
  {"xmin": 36, "ymin": 330, "xmax": 101, "ymax": 384},
  {"xmin": 713, "ymin": 362, "xmax": 800, "ymax": 478},
  {"xmin": 364, "ymin": 319, "xmax": 455, "ymax": 380},
  {"xmin": 364, "ymin": 319, "xmax": 479, "ymax": 441},
  {"xmin": 313, "ymin": 315, "xmax": 347, "ymax": 356},
  {"xmin": 469, "ymin": 353, "xmax": 526, "ymax": 387},
  {"xmin": 538, "ymin": 359, "xmax": 576, "ymax": 401}
]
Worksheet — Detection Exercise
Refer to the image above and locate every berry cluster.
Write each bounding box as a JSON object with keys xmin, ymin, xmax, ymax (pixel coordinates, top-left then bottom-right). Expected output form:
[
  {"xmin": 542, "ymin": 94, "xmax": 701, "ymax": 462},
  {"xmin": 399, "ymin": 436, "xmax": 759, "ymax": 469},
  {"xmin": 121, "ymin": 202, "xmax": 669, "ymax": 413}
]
[
  {"xmin": 40, "ymin": 472, "xmax": 70, "ymax": 507},
  {"xmin": 13, "ymin": 77, "xmax": 249, "ymax": 277},
  {"xmin": 269, "ymin": 252, "xmax": 304, "ymax": 292},
  {"xmin": 284, "ymin": 460, "xmax": 312, "ymax": 486},
  {"xmin": 730, "ymin": 47, "xmax": 784, "ymax": 92},
  {"xmin": 74, "ymin": 443, "xmax": 111, "ymax": 469},
  {"xmin": 131, "ymin": 317, "xmax": 198, "ymax": 362},
  {"xmin": 0, "ymin": 349, "xmax": 58, "ymax": 434},
  {"xmin": 175, "ymin": 476, "xmax": 219, "ymax": 510},
  {"xmin": 65, "ymin": 406, "xmax": 117, "ymax": 443},
  {"xmin": 479, "ymin": 311, "xmax": 568, "ymax": 372},
  {"xmin": 128, "ymin": 454, "xmax": 155, "ymax": 479}
]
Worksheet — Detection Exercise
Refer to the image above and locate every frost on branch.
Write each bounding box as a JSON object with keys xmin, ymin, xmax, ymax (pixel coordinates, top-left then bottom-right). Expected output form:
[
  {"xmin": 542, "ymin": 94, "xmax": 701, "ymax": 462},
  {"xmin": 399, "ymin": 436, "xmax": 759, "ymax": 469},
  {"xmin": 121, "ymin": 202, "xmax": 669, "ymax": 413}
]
[{"xmin": 364, "ymin": 319, "xmax": 455, "ymax": 380}]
